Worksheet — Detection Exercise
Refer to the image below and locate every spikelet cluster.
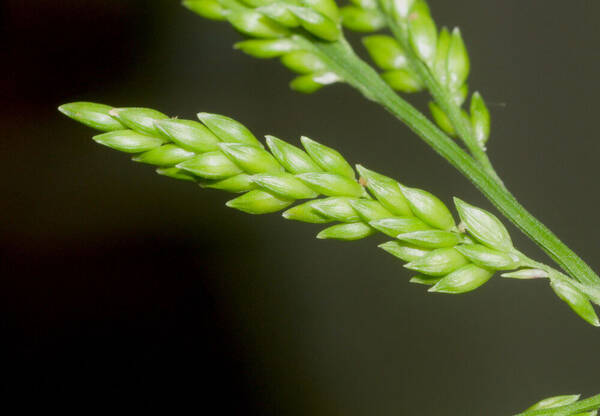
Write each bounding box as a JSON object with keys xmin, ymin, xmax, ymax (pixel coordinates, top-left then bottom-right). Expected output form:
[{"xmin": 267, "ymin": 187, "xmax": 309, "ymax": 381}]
[
  {"xmin": 59, "ymin": 102, "xmax": 600, "ymax": 326},
  {"xmin": 184, "ymin": 0, "xmax": 343, "ymax": 92},
  {"xmin": 344, "ymin": 0, "xmax": 491, "ymax": 149}
]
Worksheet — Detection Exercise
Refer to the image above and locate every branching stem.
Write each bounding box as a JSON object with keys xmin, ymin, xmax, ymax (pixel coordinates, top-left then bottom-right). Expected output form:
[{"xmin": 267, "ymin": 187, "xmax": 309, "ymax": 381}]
[{"xmin": 298, "ymin": 35, "xmax": 600, "ymax": 293}]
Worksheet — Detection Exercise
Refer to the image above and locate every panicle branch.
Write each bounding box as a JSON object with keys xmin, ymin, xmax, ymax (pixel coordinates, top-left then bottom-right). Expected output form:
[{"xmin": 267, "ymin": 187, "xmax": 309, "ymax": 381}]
[{"xmin": 59, "ymin": 102, "xmax": 600, "ymax": 326}]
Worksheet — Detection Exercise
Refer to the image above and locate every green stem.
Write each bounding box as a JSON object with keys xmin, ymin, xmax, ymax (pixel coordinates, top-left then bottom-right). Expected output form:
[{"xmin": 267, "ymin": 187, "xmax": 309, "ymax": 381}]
[
  {"xmin": 299, "ymin": 36, "xmax": 600, "ymax": 291},
  {"xmin": 513, "ymin": 394, "xmax": 600, "ymax": 416},
  {"xmin": 383, "ymin": 15, "xmax": 503, "ymax": 185}
]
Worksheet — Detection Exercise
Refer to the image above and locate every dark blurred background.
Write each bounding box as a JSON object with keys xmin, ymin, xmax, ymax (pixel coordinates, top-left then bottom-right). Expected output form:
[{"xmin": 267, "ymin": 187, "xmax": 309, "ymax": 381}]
[{"xmin": 1, "ymin": 0, "xmax": 599, "ymax": 413}]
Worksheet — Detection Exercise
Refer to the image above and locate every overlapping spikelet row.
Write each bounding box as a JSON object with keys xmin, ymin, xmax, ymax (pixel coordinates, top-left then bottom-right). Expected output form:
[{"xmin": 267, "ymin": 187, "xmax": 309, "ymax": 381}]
[
  {"xmin": 58, "ymin": 102, "xmax": 600, "ymax": 326},
  {"xmin": 184, "ymin": 0, "xmax": 345, "ymax": 92}
]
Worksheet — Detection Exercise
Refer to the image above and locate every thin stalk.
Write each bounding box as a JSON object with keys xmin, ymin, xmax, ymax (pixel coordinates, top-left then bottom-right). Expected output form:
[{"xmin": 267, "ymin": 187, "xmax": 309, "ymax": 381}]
[
  {"xmin": 298, "ymin": 35, "xmax": 600, "ymax": 291},
  {"xmin": 383, "ymin": 13, "xmax": 502, "ymax": 185},
  {"xmin": 517, "ymin": 253, "xmax": 600, "ymax": 305},
  {"xmin": 513, "ymin": 394, "xmax": 600, "ymax": 416}
]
